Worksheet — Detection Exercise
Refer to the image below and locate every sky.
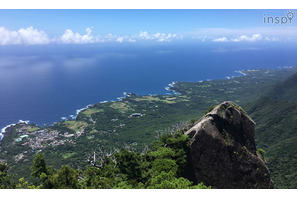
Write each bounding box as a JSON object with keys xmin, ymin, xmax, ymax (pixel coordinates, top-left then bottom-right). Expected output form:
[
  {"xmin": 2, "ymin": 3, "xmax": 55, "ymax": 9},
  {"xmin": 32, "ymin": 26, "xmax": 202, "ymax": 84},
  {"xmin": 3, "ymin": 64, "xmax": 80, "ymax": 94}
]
[{"xmin": 0, "ymin": 9, "xmax": 297, "ymax": 45}]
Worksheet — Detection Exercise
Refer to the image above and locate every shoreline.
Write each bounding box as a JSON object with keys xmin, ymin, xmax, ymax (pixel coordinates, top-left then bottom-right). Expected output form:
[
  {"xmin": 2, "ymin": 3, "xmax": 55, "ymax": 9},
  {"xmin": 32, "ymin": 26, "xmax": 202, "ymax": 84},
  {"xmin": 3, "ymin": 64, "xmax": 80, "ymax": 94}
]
[
  {"xmin": 1, "ymin": 66, "xmax": 296, "ymax": 140},
  {"xmin": 0, "ymin": 120, "xmax": 29, "ymax": 141}
]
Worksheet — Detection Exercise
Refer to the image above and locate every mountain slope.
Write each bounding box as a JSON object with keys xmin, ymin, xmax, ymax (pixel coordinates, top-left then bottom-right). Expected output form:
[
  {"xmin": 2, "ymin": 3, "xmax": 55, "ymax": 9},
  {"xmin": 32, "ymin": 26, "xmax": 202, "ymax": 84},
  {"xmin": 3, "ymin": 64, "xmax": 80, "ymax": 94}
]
[
  {"xmin": 267, "ymin": 72, "xmax": 297, "ymax": 101},
  {"xmin": 246, "ymin": 72, "xmax": 297, "ymax": 188}
]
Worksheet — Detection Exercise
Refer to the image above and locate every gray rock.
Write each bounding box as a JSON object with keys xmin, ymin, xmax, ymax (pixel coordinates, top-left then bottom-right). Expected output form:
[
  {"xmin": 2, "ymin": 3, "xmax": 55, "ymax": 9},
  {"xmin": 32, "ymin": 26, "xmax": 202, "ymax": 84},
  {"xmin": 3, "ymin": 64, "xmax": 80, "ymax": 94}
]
[{"xmin": 185, "ymin": 101, "xmax": 274, "ymax": 189}]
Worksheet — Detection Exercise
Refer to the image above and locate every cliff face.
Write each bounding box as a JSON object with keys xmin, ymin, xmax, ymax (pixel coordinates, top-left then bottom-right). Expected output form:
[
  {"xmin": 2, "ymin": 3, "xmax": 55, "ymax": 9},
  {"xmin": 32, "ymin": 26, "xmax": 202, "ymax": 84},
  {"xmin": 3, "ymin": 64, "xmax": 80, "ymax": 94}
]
[{"xmin": 185, "ymin": 101, "xmax": 274, "ymax": 189}]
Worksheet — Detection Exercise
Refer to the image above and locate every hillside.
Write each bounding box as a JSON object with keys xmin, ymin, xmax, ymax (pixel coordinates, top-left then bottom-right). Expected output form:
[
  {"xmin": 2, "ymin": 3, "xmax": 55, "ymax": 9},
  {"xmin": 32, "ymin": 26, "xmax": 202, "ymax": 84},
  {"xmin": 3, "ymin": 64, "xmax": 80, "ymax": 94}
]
[
  {"xmin": 0, "ymin": 102, "xmax": 272, "ymax": 189},
  {"xmin": 246, "ymin": 72, "xmax": 297, "ymax": 188},
  {"xmin": 267, "ymin": 72, "xmax": 297, "ymax": 101}
]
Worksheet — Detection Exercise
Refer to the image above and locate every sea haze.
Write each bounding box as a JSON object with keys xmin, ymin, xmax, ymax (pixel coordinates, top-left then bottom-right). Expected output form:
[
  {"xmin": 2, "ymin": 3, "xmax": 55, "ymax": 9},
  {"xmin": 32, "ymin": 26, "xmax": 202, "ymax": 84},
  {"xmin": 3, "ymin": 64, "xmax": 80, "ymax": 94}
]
[{"xmin": 1, "ymin": 42, "xmax": 297, "ymax": 131}]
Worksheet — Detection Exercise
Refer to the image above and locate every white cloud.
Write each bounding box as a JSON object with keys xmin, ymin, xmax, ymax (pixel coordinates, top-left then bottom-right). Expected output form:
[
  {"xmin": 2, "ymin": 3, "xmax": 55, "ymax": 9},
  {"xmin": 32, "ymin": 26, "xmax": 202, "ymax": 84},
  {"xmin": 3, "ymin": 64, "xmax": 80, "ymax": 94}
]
[
  {"xmin": 139, "ymin": 31, "xmax": 151, "ymax": 40},
  {"xmin": 232, "ymin": 34, "xmax": 263, "ymax": 42},
  {"xmin": 265, "ymin": 36, "xmax": 279, "ymax": 41},
  {"xmin": 60, "ymin": 27, "xmax": 98, "ymax": 44},
  {"xmin": 0, "ymin": 26, "xmax": 181, "ymax": 45},
  {"xmin": 103, "ymin": 34, "xmax": 136, "ymax": 43},
  {"xmin": 103, "ymin": 31, "xmax": 168, "ymax": 42},
  {"xmin": 103, "ymin": 33, "xmax": 130, "ymax": 43},
  {"xmin": 153, "ymin": 33, "xmax": 161, "ymax": 38},
  {"xmin": 116, "ymin": 37, "xmax": 124, "ymax": 43},
  {"xmin": 103, "ymin": 33, "xmax": 116, "ymax": 42},
  {"xmin": 128, "ymin": 38, "xmax": 136, "ymax": 43},
  {"xmin": 137, "ymin": 31, "xmax": 179, "ymax": 42},
  {"xmin": 212, "ymin": 37, "xmax": 228, "ymax": 42},
  {"xmin": 212, "ymin": 34, "xmax": 267, "ymax": 42},
  {"xmin": 0, "ymin": 26, "xmax": 50, "ymax": 45},
  {"xmin": 190, "ymin": 26, "xmax": 297, "ymax": 42}
]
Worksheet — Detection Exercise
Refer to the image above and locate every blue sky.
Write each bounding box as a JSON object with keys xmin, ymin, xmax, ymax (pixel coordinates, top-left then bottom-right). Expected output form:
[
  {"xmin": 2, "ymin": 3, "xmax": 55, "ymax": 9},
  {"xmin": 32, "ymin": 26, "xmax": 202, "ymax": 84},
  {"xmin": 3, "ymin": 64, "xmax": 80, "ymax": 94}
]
[{"xmin": 0, "ymin": 9, "xmax": 297, "ymax": 45}]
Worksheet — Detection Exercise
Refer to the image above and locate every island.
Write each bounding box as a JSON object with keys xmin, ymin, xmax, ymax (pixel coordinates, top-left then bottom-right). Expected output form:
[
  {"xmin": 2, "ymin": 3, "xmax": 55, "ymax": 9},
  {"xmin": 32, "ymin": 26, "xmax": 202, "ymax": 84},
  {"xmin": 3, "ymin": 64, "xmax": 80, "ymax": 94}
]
[{"xmin": 1, "ymin": 66, "xmax": 297, "ymax": 188}]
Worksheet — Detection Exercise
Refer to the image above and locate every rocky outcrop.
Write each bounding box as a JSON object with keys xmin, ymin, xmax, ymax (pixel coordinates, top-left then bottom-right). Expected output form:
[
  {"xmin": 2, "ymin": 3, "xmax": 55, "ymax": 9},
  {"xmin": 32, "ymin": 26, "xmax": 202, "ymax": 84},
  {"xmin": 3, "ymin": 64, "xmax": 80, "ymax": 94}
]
[{"xmin": 185, "ymin": 101, "xmax": 274, "ymax": 189}]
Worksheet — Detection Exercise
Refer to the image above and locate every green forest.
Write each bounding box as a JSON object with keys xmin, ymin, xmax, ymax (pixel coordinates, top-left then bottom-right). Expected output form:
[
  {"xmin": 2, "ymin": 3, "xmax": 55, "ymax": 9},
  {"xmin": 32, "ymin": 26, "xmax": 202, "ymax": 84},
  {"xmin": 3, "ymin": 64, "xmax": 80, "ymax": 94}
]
[
  {"xmin": 0, "ymin": 131, "xmax": 210, "ymax": 189},
  {"xmin": 1, "ymin": 67, "xmax": 297, "ymax": 188}
]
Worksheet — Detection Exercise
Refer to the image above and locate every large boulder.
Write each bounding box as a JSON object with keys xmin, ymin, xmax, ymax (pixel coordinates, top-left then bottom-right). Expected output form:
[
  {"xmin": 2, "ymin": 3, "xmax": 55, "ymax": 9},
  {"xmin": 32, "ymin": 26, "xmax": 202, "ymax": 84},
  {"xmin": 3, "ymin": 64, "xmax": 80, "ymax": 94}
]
[{"xmin": 185, "ymin": 101, "xmax": 274, "ymax": 189}]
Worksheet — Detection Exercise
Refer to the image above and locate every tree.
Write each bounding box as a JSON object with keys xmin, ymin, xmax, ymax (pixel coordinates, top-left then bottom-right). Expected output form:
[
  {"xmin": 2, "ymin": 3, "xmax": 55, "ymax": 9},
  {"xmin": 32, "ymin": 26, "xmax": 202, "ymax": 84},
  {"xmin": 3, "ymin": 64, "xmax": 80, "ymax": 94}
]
[
  {"xmin": 155, "ymin": 132, "xmax": 190, "ymax": 176},
  {"xmin": 31, "ymin": 153, "xmax": 55, "ymax": 188},
  {"xmin": 50, "ymin": 165, "xmax": 80, "ymax": 189},
  {"xmin": 0, "ymin": 162, "xmax": 15, "ymax": 189},
  {"xmin": 151, "ymin": 158, "xmax": 178, "ymax": 175},
  {"xmin": 16, "ymin": 178, "xmax": 39, "ymax": 189},
  {"xmin": 114, "ymin": 148, "xmax": 142, "ymax": 182},
  {"xmin": 146, "ymin": 170, "xmax": 209, "ymax": 189},
  {"xmin": 83, "ymin": 163, "xmax": 120, "ymax": 189},
  {"xmin": 31, "ymin": 153, "xmax": 49, "ymax": 179}
]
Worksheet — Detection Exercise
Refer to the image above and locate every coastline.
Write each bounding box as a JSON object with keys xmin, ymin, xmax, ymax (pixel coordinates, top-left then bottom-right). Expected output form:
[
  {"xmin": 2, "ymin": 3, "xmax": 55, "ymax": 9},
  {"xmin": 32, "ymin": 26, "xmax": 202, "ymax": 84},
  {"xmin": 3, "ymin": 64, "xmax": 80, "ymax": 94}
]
[
  {"xmin": 0, "ymin": 69, "xmax": 241, "ymax": 139},
  {"xmin": 0, "ymin": 68, "xmax": 262, "ymax": 140},
  {"xmin": 1, "ymin": 66, "xmax": 296, "ymax": 141},
  {"xmin": 0, "ymin": 120, "xmax": 29, "ymax": 141}
]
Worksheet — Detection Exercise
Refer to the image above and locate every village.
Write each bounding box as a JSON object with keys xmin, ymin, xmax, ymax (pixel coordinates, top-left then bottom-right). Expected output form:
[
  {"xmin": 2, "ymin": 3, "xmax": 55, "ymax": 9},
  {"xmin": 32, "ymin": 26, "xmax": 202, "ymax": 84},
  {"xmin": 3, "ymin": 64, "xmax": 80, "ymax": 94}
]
[{"xmin": 12, "ymin": 124, "xmax": 76, "ymax": 162}]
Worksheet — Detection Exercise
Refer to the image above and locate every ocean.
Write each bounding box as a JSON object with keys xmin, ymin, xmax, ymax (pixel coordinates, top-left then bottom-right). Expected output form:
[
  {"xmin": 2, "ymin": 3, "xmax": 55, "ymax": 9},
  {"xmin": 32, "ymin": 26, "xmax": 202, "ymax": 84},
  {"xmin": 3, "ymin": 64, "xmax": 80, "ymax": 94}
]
[{"xmin": 1, "ymin": 41, "xmax": 297, "ymax": 139}]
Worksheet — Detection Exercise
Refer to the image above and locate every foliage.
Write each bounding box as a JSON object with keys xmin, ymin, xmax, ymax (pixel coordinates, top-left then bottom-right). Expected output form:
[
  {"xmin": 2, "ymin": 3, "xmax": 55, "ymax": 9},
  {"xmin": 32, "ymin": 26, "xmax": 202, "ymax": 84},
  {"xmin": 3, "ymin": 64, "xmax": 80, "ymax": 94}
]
[
  {"xmin": 80, "ymin": 131, "xmax": 208, "ymax": 189},
  {"xmin": 49, "ymin": 165, "xmax": 81, "ymax": 189},
  {"xmin": 257, "ymin": 148, "xmax": 266, "ymax": 161},
  {"xmin": 31, "ymin": 153, "xmax": 49, "ymax": 179},
  {"xmin": 0, "ymin": 131, "xmax": 210, "ymax": 189},
  {"xmin": 146, "ymin": 171, "xmax": 192, "ymax": 189},
  {"xmin": 0, "ymin": 162, "xmax": 15, "ymax": 189},
  {"xmin": 114, "ymin": 148, "xmax": 142, "ymax": 183},
  {"xmin": 16, "ymin": 177, "xmax": 39, "ymax": 189},
  {"xmin": 204, "ymin": 105, "xmax": 217, "ymax": 115},
  {"xmin": 246, "ymin": 78, "xmax": 297, "ymax": 188}
]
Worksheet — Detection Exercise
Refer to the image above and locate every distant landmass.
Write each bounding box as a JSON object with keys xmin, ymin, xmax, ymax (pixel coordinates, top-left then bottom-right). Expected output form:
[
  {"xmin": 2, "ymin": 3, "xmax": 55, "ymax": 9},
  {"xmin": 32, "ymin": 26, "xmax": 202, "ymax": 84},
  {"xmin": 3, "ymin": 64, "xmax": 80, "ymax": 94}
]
[{"xmin": 1, "ymin": 67, "xmax": 297, "ymax": 188}]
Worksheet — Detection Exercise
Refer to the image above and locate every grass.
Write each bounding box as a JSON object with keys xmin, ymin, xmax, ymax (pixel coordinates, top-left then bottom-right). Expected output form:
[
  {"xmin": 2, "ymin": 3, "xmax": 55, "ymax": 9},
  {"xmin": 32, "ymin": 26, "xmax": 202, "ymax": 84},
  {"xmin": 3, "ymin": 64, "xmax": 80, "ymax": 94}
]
[
  {"xmin": 62, "ymin": 152, "xmax": 77, "ymax": 159},
  {"xmin": 63, "ymin": 121, "xmax": 88, "ymax": 132},
  {"xmin": 110, "ymin": 102, "xmax": 134, "ymax": 113},
  {"xmin": 27, "ymin": 127, "xmax": 40, "ymax": 132},
  {"xmin": 90, "ymin": 129, "xmax": 99, "ymax": 134},
  {"xmin": 82, "ymin": 108, "xmax": 104, "ymax": 117},
  {"xmin": 131, "ymin": 95, "xmax": 190, "ymax": 104},
  {"xmin": 87, "ymin": 136, "xmax": 94, "ymax": 140}
]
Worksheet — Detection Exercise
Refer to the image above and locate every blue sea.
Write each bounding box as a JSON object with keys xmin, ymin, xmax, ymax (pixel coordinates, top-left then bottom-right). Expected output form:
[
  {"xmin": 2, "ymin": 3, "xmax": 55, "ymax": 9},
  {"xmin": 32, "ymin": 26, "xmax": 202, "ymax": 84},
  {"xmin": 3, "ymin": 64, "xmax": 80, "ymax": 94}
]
[{"xmin": 1, "ymin": 41, "xmax": 297, "ymax": 139}]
